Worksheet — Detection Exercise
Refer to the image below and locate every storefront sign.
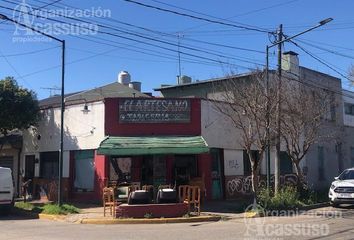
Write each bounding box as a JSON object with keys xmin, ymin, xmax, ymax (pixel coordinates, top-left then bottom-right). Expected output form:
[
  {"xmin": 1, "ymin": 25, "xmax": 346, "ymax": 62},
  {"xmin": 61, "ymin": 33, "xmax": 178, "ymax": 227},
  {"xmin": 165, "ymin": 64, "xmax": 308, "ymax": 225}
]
[{"xmin": 119, "ymin": 99, "xmax": 191, "ymax": 123}]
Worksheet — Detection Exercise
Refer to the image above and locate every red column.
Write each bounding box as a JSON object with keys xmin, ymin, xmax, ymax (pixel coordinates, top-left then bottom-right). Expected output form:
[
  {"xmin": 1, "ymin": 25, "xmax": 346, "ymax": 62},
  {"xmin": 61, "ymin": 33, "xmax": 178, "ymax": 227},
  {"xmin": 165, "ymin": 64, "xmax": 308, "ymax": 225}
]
[
  {"xmin": 94, "ymin": 151, "xmax": 108, "ymax": 200},
  {"xmin": 198, "ymin": 153, "xmax": 212, "ymax": 201}
]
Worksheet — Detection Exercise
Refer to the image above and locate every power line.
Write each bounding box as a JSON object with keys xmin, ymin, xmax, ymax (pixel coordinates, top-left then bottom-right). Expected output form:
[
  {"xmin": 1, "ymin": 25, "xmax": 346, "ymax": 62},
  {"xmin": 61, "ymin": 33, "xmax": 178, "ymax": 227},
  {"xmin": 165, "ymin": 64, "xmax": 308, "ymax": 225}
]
[
  {"xmin": 27, "ymin": 0, "xmax": 265, "ymax": 55},
  {"xmin": 0, "ymin": 2, "xmax": 264, "ymax": 67},
  {"xmin": 153, "ymin": 0, "xmax": 298, "ymax": 33},
  {"xmin": 0, "ymin": 48, "xmax": 33, "ymax": 88},
  {"xmin": 148, "ymin": 0, "xmax": 272, "ymax": 33},
  {"xmin": 0, "ymin": 3, "xmax": 260, "ymax": 69},
  {"xmin": 35, "ymin": 0, "xmax": 62, "ymax": 9},
  {"xmin": 0, "ymin": 45, "xmax": 59, "ymax": 57},
  {"xmin": 122, "ymin": 0, "xmax": 271, "ymax": 33},
  {"xmin": 289, "ymin": 40, "xmax": 351, "ymax": 82},
  {"xmin": 296, "ymin": 39, "xmax": 354, "ymax": 60}
]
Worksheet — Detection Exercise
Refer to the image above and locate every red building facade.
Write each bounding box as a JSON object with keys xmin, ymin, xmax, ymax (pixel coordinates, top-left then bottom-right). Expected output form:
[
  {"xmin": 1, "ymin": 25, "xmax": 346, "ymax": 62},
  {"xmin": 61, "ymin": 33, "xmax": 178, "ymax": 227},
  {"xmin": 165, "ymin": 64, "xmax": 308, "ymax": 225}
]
[{"xmin": 69, "ymin": 97, "xmax": 215, "ymax": 202}]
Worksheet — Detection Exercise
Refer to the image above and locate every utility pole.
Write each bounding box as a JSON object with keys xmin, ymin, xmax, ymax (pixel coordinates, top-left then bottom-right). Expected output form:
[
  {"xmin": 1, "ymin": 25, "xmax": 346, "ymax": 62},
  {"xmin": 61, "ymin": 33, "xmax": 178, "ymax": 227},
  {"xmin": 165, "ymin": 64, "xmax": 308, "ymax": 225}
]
[
  {"xmin": 177, "ymin": 33, "xmax": 182, "ymax": 84},
  {"xmin": 274, "ymin": 24, "xmax": 283, "ymax": 195},
  {"xmin": 265, "ymin": 18, "xmax": 333, "ymax": 193}
]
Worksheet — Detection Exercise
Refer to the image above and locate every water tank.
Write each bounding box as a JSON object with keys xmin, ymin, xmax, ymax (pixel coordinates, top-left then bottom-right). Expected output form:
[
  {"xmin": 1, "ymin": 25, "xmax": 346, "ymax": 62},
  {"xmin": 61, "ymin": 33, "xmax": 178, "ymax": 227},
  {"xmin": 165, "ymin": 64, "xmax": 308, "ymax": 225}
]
[
  {"xmin": 118, "ymin": 71, "xmax": 131, "ymax": 85},
  {"xmin": 129, "ymin": 81, "xmax": 141, "ymax": 91},
  {"xmin": 180, "ymin": 75, "xmax": 192, "ymax": 84}
]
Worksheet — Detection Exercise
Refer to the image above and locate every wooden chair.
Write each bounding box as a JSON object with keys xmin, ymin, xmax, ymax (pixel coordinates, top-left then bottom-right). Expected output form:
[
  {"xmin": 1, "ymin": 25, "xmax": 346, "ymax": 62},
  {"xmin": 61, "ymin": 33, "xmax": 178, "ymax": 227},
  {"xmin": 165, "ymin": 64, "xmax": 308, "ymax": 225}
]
[
  {"xmin": 178, "ymin": 185, "xmax": 190, "ymax": 203},
  {"xmin": 102, "ymin": 187, "xmax": 118, "ymax": 217},
  {"xmin": 189, "ymin": 174, "xmax": 206, "ymax": 202},
  {"xmin": 185, "ymin": 186, "xmax": 201, "ymax": 216},
  {"xmin": 142, "ymin": 185, "xmax": 154, "ymax": 202},
  {"xmin": 107, "ymin": 180, "xmax": 118, "ymax": 188},
  {"xmin": 142, "ymin": 185, "xmax": 154, "ymax": 191},
  {"xmin": 158, "ymin": 184, "xmax": 172, "ymax": 190},
  {"xmin": 129, "ymin": 184, "xmax": 140, "ymax": 193}
]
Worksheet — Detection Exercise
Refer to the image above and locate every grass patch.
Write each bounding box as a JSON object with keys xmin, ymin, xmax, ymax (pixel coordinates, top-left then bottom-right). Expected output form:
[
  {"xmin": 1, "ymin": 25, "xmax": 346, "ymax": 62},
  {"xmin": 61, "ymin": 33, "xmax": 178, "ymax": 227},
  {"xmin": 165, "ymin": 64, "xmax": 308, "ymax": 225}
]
[
  {"xmin": 14, "ymin": 202, "xmax": 80, "ymax": 215},
  {"xmin": 15, "ymin": 202, "xmax": 35, "ymax": 211},
  {"xmin": 41, "ymin": 204, "xmax": 80, "ymax": 215}
]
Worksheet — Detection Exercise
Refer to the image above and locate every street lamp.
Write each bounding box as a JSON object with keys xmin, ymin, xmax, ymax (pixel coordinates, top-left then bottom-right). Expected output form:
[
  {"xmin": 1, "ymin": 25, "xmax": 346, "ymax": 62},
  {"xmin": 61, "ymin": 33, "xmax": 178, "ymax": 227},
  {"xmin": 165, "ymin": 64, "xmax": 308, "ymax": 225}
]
[
  {"xmin": 265, "ymin": 18, "xmax": 333, "ymax": 190},
  {"xmin": 0, "ymin": 14, "xmax": 66, "ymax": 205}
]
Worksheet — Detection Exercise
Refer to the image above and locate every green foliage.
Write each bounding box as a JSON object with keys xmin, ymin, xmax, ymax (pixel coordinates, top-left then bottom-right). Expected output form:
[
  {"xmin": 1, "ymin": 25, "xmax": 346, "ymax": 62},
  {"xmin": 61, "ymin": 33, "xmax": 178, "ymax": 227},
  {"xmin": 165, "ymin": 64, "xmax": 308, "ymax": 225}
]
[
  {"xmin": 41, "ymin": 204, "xmax": 80, "ymax": 215},
  {"xmin": 0, "ymin": 77, "xmax": 40, "ymax": 135},
  {"xmin": 299, "ymin": 188, "xmax": 328, "ymax": 205},
  {"xmin": 258, "ymin": 186, "xmax": 303, "ymax": 211},
  {"xmin": 15, "ymin": 202, "xmax": 35, "ymax": 211},
  {"xmin": 143, "ymin": 213, "xmax": 153, "ymax": 219}
]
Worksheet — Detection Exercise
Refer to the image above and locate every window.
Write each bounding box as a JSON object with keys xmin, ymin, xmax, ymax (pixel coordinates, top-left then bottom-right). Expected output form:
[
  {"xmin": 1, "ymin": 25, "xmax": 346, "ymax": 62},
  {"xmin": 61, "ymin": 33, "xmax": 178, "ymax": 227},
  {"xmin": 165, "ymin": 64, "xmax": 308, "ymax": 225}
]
[
  {"xmin": 318, "ymin": 147, "xmax": 325, "ymax": 181},
  {"xmin": 74, "ymin": 150, "xmax": 94, "ymax": 192},
  {"xmin": 40, "ymin": 151, "xmax": 59, "ymax": 179},
  {"xmin": 344, "ymin": 103, "xmax": 354, "ymax": 116}
]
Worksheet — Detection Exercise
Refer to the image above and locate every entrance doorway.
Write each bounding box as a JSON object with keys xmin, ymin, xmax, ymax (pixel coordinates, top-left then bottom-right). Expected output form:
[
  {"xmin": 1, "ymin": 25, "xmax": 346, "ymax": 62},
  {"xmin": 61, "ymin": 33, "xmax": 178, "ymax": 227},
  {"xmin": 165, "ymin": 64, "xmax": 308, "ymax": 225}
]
[
  {"xmin": 25, "ymin": 155, "xmax": 35, "ymax": 196},
  {"xmin": 211, "ymin": 149, "xmax": 224, "ymax": 200}
]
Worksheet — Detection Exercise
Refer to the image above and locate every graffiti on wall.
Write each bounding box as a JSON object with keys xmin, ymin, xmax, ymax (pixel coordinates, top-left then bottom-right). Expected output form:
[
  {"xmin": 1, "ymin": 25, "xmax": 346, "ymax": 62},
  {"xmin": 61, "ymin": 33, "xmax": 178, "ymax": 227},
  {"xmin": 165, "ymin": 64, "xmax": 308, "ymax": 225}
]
[{"xmin": 226, "ymin": 174, "xmax": 299, "ymax": 197}]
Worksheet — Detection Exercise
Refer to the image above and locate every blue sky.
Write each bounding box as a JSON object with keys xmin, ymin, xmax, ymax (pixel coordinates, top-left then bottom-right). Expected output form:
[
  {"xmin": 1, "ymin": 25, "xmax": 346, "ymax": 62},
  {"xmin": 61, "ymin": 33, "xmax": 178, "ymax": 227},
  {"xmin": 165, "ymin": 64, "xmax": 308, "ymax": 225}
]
[{"xmin": 0, "ymin": 0, "xmax": 353, "ymax": 99}]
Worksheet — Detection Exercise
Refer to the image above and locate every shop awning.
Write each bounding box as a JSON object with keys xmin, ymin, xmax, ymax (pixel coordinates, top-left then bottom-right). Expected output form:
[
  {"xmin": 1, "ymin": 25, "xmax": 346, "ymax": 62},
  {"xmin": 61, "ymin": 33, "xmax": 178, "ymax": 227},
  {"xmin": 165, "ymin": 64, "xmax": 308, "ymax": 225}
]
[{"xmin": 97, "ymin": 136, "xmax": 209, "ymax": 156}]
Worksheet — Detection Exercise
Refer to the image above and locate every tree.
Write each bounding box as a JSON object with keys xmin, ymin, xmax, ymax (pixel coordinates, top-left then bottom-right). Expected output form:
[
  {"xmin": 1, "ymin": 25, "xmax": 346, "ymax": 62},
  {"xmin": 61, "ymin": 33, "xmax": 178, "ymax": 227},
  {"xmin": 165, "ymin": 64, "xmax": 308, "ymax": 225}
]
[
  {"xmin": 280, "ymin": 76, "xmax": 334, "ymax": 190},
  {"xmin": 0, "ymin": 77, "xmax": 40, "ymax": 136},
  {"xmin": 212, "ymin": 71, "xmax": 277, "ymax": 197}
]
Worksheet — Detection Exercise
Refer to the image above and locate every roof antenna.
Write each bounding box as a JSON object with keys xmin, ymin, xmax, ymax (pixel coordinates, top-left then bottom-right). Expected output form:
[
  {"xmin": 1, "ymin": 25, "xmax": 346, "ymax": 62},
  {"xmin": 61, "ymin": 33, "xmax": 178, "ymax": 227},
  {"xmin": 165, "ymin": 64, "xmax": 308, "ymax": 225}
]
[{"xmin": 177, "ymin": 33, "xmax": 184, "ymax": 84}]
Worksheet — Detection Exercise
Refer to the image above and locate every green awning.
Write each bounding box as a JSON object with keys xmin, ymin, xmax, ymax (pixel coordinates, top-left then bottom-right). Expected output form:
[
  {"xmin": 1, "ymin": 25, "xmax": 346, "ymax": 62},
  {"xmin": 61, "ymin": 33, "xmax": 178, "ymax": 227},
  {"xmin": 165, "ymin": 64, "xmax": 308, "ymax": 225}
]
[{"xmin": 97, "ymin": 136, "xmax": 209, "ymax": 156}]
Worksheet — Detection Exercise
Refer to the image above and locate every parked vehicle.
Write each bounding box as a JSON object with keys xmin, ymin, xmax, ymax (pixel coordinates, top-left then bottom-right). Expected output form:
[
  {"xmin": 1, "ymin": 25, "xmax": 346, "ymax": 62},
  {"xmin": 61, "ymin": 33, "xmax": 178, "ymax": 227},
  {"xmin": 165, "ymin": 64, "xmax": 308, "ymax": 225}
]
[
  {"xmin": 329, "ymin": 168, "xmax": 354, "ymax": 207},
  {"xmin": 0, "ymin": 167, "xmax": 14, "ymax": 213}
]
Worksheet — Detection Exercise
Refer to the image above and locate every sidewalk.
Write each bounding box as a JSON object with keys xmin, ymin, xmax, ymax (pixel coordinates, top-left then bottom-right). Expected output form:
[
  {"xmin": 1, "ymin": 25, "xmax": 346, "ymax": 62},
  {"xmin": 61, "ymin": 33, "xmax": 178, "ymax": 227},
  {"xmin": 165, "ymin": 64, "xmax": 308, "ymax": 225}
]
[
  {"xmin": 201, "ymin": 200, "xmax": 249, "ymax": 219},
  {"xmin": 59, "ymin": 201, "xmax": 247, "ymax": 223}
]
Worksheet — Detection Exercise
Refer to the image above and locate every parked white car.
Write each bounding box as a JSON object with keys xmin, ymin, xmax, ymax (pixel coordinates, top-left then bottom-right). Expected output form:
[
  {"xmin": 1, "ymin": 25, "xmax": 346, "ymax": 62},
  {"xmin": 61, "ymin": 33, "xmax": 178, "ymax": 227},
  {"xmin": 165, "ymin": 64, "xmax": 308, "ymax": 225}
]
[
  {"xmin": 329, "ymin": 168, "xmax": 354, "ymax": 207},
  {"xmin": 0, "ymin": 167, "xmax": 14, "ymax": 213}
]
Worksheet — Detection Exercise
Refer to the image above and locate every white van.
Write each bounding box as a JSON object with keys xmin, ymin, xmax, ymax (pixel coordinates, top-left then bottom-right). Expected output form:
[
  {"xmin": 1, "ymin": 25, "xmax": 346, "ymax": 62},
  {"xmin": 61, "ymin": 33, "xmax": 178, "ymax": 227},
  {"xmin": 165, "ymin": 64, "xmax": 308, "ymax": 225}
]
[{"xmin": 0, "ymin": 167, "xmax": 14, "ymax": 212}]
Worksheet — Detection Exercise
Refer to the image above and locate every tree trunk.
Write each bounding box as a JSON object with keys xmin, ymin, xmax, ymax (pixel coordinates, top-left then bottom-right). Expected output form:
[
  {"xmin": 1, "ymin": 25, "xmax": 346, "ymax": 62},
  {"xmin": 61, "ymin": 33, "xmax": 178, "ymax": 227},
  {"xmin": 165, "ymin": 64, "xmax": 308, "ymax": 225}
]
[
  {"xmin": 251, "ymin": 167, "xmax": 259, "ymax": 197},
  {"xmin": 293, "ymin": 160, "xmax": 306, "ymax": 190}
]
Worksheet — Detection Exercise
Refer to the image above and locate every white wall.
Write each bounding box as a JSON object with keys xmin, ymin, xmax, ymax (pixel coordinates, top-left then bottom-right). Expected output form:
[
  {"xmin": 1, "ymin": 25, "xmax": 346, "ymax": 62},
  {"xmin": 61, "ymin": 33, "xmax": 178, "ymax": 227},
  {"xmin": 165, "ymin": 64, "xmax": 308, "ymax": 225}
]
[
  {"xmin": 201, "ymin": 100, "xmax": 243, "ymax": 149},
  {"xmin": 22, "ymin": 101, "xmax": 105, "ymax": 178},
  {"xmin": 223, "ymin": 149, "xmax": 243, "ymax": 176}
]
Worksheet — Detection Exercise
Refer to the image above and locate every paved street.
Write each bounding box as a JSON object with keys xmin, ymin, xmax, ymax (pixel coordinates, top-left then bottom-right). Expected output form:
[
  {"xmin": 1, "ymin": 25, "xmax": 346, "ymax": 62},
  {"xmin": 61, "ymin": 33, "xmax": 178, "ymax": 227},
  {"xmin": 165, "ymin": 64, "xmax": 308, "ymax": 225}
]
[{"xmin": 1, "ymin": 206, "xmax": 354, "ymax": 240}]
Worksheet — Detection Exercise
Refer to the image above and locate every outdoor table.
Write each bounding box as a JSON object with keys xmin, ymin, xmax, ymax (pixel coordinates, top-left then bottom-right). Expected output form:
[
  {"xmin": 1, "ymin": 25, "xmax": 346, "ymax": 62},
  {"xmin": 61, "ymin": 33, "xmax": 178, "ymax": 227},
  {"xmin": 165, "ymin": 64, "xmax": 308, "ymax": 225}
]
[
  {"xmin": 128, "ymin": 190, "xmax": 151, "ymax": 205},
  {"xmin": 156, "ymin": 189, "xmax": 177, "ymax": 204}
]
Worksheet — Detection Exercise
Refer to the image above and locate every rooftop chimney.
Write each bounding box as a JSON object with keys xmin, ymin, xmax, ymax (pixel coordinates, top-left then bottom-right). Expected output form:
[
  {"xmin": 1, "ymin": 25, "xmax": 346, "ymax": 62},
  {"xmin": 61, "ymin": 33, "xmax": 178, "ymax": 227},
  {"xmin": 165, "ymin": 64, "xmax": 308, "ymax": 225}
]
[{"xmin": 282, "ymin": 51, "xmax": 299, "ymax": 77}]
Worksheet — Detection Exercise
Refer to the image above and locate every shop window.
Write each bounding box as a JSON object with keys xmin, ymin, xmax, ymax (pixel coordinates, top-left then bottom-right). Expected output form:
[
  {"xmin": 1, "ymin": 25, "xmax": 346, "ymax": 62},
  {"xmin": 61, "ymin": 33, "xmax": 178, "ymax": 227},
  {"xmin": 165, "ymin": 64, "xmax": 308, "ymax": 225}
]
[
  {"xmin": 175, "ymin": 155, "xmax": 197, "ymax": 186},
  {"xmin": 74, "ymin": 150, "xmax": 94, "ymax": 192},
  {"xmin": 40, "ymin": 151, "xmax": 59, "ymax": 179},
  {"xmin": 280, "ymin": 152, "xmax": 293, "ymax": 174},
  {"xmin": 110, "ymin": 156, "xmax": 132, "ymax": 183}
]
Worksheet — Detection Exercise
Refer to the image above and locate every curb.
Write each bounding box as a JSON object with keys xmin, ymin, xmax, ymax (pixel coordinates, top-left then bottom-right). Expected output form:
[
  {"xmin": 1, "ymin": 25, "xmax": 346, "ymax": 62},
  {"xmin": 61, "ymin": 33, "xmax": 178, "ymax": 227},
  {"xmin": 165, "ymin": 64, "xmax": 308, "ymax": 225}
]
[
  {"xmin": 80, "ymin": 215, "xmax": 221, "ymax": 224},
  {"xmin": 38, "ymin": 213, "xmax": 67, "ymax": 221},
  {"xmin": 298, "ymin": 202, "xmax": 330, "ymax": 211}
]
